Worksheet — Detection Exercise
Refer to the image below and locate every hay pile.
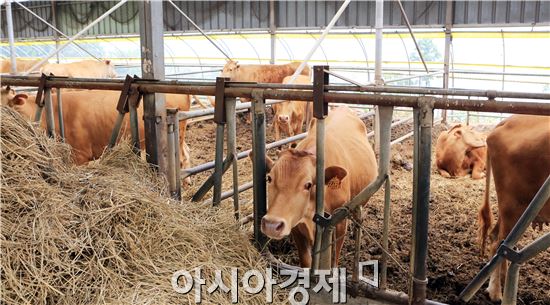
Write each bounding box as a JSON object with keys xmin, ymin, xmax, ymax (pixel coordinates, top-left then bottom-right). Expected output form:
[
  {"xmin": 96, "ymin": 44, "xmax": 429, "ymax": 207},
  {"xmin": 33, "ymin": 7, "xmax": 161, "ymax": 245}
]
[{"xmin": 1, "ymin": 106, "xmax": 283, "ymax": 305}]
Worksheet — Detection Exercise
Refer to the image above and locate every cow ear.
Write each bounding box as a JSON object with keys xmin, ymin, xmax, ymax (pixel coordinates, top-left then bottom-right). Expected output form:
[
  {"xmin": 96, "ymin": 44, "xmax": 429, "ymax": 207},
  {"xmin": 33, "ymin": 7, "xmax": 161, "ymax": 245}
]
[
  {"xmin": 13, "ymin": 93, "xmax": 28, "ymax": 105},
  {"xmin": 462, "ymin": 132, "xmax": 486, "ymax": 148},
  {"xmin": 105, "ymin": 60, "xmax": 111, "ymax": 65},
  {"xmin": 325, "ymin": 166, "xmax": 347, "ymax": 185},
  {"xmin": 448, "ymin": 124, "xmax": 462, "ymax": 133},
  {"xmin": 248, "ymin": 150, "xmax": 274, "ymax": 173}
]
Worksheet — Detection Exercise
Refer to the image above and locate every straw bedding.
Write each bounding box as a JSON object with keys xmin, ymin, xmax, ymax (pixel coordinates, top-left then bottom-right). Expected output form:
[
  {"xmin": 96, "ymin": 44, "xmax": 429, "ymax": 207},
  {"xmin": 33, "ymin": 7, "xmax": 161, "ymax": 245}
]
[{"xmin": 1, "ymin": 106, "xmax": 284, "ymax": 305}]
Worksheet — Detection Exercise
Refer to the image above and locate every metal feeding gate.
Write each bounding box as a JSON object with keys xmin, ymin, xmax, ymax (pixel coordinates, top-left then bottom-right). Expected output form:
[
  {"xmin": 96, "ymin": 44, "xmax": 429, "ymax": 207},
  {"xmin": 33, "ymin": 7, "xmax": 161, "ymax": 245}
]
[{"xmin": 2, "ymin": 72, "xmax": 549, "ymax": 304}]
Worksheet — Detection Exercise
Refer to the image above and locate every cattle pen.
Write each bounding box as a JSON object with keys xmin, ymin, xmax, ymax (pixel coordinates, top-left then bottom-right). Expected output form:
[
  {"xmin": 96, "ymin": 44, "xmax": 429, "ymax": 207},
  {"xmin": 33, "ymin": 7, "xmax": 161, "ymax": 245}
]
[{"xmin": 1, "ymin": 1, "xmax": 550, "ymax": 305}]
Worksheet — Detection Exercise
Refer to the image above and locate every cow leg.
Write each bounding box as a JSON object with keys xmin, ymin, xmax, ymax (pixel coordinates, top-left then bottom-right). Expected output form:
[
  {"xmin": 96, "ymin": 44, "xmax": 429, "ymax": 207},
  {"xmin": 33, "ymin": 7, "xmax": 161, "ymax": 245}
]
[
  {"xmin": 471, "ymin": 161, "xmax": 485, "ymax": 179},
  {"xmin": 332, "ymin": 219, "xmax": 348, "ymax": 267},
  {"xmin": 291, "ymin": 229, "xmax": 312, "ymax": 268},
  {"xmin": 438, "ymin": 168, "xmax": 451, "ymax": 178}
]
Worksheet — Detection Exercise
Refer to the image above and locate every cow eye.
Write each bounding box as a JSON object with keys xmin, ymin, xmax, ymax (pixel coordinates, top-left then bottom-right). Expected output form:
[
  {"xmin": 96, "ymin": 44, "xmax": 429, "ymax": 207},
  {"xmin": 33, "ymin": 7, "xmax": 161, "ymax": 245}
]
[
  {"xmin": 266, "ymin": 175, "xmax": 272, "ymax": 183},
  {"xmin": 304, "ymin": 182, "xmax": 313, "ymax": 190}
]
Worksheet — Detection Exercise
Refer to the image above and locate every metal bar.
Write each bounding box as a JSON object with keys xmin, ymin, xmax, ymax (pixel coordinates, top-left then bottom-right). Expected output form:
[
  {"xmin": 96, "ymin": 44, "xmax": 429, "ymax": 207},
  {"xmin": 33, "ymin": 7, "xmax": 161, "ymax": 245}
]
[
  {"xmin": 396, "ymin": 0, "xmax": 429, "ymax": 73},
  {"xmin": 374, "ymin": 0, "xmax": 384, "ymax": 85},
  {"xmin": 385, "ymin": 71, "xmax": 444, "ymax": 84},
  {"xmin": 410, "ymin": 100, "xmax": 433, "ymax": 305},
  {"xmin": 167, "ymin": 0, "xmax": 231, "ymax": 60},
  {"xmin": 502, "ymin": 262, "xmax": 520, "ymax": 305},
  {"xmin": 166, "ymin": 109, "xmax": 181, "ymax": 200},
  {"xmin": 442, "ymin": 0, "xmax": 453, "ymax": 124},
  {"xmin": 312, "ymin": 66, "xmax": 331, "ymax": 270},
  {"xmin": 140, "ymin": 1, "xmax": 167, "ymax": 173},
  {"xmin": 128, "ymin": 93, "xmax": 142, "ymax": 155},
  {"xmin": 460, "ymin": 175, "xmax": 550, "ymax": 301},
  {"xmin": 23, "ymin": 0, "xmax": 128, "ymax": 75},
  {"xmin": 14, "ymin": 1, "xmax": 101, "ymax": 61},
  {"xmin": 4, "ymin": 75, "xmax": 550, "ymax": 100},
  {"xmin": 287, "ymin": 0, "xmax": 352, "ymax": 84},
  {"xmin": 251, "ymin": 90, "xmax": 268, "ymax": 250},
  {"xmin": 269, "ymin": 0, "xmax": 276, "ymax": 64},
  {"xmin": 213, "ymin": 124, "xmax": 225, "ymax": 206},
  {"xmin": 226, "ymin": 97, "xmax": 240, "ymax": 219},
  {"xmin": 108, "ymin": 113, "xmax": 125, "ymax": 149},
  {"xmin": 516, "ymin": 231, "xmax": 550, "ymax": 264},
  {"xmin": 204, "ymin": 181, "xmax": 254, "ymax": 205},
  {"xmin": 5, "ymin": 0, "xmax": 17, "ymax": 74},
  {"xmin": 325, "ymin": 69, "xmax": 366, "ymax": 87},
  {"xmin": 191, "ymin": 154, "xmax": 234, "ymax": 202},
  {"xmin": 56, "ymin": 89, "xmax": 65, "ymax": 142},
  {"xmin": 43, "ymin": 88, "xmax": 55, "ymax": 138},
  {"xmin": 380, "ymin": 175, "xmax": 391, "ymax": 289}
]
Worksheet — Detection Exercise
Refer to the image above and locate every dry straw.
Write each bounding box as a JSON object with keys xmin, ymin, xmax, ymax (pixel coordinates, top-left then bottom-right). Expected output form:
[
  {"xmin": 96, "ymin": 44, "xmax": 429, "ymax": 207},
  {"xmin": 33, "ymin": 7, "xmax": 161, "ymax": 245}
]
[{"xmin": 0, "ymin": 106, "xmax": 285, "ymax": 304}]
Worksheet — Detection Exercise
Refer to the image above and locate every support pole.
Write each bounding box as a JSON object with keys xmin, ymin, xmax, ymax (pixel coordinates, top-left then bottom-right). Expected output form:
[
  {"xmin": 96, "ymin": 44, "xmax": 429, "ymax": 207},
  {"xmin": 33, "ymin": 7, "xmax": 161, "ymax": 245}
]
[
  {"xmin": 373, "ymin": 0, "xmax": 384, "ymax": 153},
  {"xmin": 269, "ymin": 0, "xmax": 276, "ymax": 65},
  {"xmin": 410, "ymin": 99, "xmax": 433, "ymax": 305},
  {"xmin": 251, "ymin": 90, "xmax": 268, "ymax": 250},
  {"xmin": 43, "ymin": 88, "xmax": 55, "ymax": 138},
  {"xmin": 140, "ymin": 1, "xmax": 167, "ymax": 174},
  {"xmin": 226, "ymin": 96, "xmax": 240, "ymax": 219},
  {"xmin": 23, "ymin": 0, "xmax": 128, "ymax": 75},
  {"xmin": 5, "ymin": 0, "xmax": 17, "ymax": 74},
  {"xmin": 442, "ymin": 0, "xmax": 453, "ymax": 124},
  {"xmin": 166, "ymin": 108, "xmax": 181, "ymax": 200},
  {"xmin": 212, "ymin": 77, "xmax": 229, "ymax": 206},
  {"xmin": 312, "ymin": 66, "xmax": 330, "ymax": 270}
]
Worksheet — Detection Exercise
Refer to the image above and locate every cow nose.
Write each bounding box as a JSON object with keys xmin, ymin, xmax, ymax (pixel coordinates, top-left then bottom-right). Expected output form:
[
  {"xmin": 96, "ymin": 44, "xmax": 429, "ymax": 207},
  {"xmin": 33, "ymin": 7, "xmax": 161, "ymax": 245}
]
[
  {"xmin": 278, "ymin": 115, "xmax": 289, "ymax": 123},
  {"xmin": 261, "ymin": 216, "xmax": 286, "ymax": 238}
]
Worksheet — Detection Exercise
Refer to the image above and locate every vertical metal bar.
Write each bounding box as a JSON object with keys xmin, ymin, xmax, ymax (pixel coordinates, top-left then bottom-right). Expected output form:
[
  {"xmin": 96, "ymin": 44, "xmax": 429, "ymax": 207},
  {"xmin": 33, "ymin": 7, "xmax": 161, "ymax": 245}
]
[
  {"xmin": 5, "ymin": 0, "xmax": 17, "ymax": 74},
  {"xmin": 352, "ymin": 207, "xmax": 362, "ymax": 283},
  {"xmin": 374, "ymin": 0, "xmax": 384, "ymax": 85},
  {"xmin": 56, "ymin": 89, "xmax": 65, "ymax": 142},
  {"xmin": 312, "ymin": 66, "xmax": 329, "ymax": 270},
  {"xmin": 129, "ymin": 96, "xmax": 141, "ymax": 155},
  {"xmin": 226, "ymin": 97, "xmax": 240, "ymax": 219},
  {"xmin": 410, "ymin": 99, "xmax": 433, "ymax": 305},
  {"xmin": 380, "ymin": 176, "xmax": 391, "ymax": 289},
  {"xmin": 140, "ymin": 1, "xmax": 167, "ymax": 173},
  {"xmin": 166, "ymin": 109, "xmax": 180, "ymax": 200},
  {"xmin": 502, "ymin": 262, "xmax": 520, "ymax": 305},
  {"xmin": 442, "ymin": 0, "xmax": 453, "ymax": 124},
  {"xmin": 43, "ymin": 88, "xmax": 55, "ymax": 138},
  {"xmin": 213, "ymin": 77, "xmax": 229, "ymax": 206},
  {"xmin": 251, "ymin": 90, "xmax": 267, "ymax": 250},
  {"xmin": 269, "ymin": 0, "xmax": 276, "ymax": 64}
]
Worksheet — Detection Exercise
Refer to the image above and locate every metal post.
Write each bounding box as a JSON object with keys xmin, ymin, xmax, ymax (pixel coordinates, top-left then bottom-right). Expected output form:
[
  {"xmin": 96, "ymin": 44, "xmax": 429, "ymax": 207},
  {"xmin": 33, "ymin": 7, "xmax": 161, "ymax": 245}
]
[
  {"xmin": 166, "ymin": 108, "xmax": 181, "ymax": 200},
  {"xmin": 410, "ymin": 99, "xmax": 433, "ymax": 305},
  {"xmin": 380, "ymin": 176, "xmax": 391, "ymax": 289},
  {"xmin": 502, "ymin": 262, "xmax": 520, "ymax": 305},
  {"xmin": 213, "ymin": 77, "xmax": 229, "ymax": 206},
  {"xmin": 442, "ymin": 0, "xmax": 453, "ymax": 124},
  {"xmin": 287, "ymin": 0, "xmax": 352, "ymax": 83},
  {"xmin": 5, "ymin": 0, "xmax": 17, "ymax": 74},
  {"xmin": 140, "ymin": 1, "xmax": 167, "ymax": 174},
  {"xmin": 226, "ymin": 96, "xmax": 240, "ymax": 219},
  {"xmin": 43, "ymin": 88, "xmax": 55, "ymax": 138},
  {"xmin": 312, "ymin": 66, "xmax": 330, "ymax": 270},
  {"xmin": 251, "ymin": 90, "xmax": 268, "ymax": 250},
  {"xmin": 128, "ymin": 91, "xmax": 142, "ymax": 155},
  {"xmin": 374, "ymin": 0, "xmax": 384, "ymax": 153},
  {"xmin": 23, "ymin": 0, "xmax": 128, "ymax": 75},
  {"xmin": 269, "ymin": 0, "xmax": 276, "ymax": 64}
]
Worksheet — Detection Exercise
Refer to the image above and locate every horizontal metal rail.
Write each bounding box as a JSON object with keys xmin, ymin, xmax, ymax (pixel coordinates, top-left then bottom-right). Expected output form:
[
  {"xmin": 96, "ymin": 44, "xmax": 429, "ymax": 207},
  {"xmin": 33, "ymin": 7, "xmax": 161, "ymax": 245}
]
[{"xmin": 3, "ymin": 75, "xmax": 550, "ymax": 101}]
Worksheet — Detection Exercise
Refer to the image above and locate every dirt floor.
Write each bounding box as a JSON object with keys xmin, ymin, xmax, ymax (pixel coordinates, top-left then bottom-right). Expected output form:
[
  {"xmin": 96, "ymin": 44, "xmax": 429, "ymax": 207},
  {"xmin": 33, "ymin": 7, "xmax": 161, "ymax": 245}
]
[{"xmin": 182, "ymin": 108, "xmax": 550, "ymax": 305}]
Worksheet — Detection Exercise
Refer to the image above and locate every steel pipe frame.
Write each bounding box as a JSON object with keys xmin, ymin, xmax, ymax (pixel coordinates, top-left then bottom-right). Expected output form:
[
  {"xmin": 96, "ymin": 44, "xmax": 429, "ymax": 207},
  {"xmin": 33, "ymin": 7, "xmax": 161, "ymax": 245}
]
[
  {"xmin": 251, "ymin": 90, "xmax": 268, "ymax": 250},
  {"xmin": 22, "ymin": 0, "xmax": 129, "ymax": 75},
  {"xmin": 396, "ymin": 0, "xmax": 429, "ymax": 73},
  {"xmin": 166, "ymin": 108, "xmax": 181, "ymax": 200},
  {"xmin": 460, "ymin": 175, "xmax": 550, "ymax": 302},
  {"xmin": 4, "ymin": 75, "xmax": 550, "ymax": 101}
]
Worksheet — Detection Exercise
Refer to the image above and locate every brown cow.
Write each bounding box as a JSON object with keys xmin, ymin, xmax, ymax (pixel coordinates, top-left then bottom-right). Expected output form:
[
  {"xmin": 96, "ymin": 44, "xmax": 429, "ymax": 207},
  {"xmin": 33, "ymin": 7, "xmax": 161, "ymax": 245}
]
[
  {"xmin": 435, "ymin": 124, "xmax": 487, "ymax": 179},
  {"xmin": 0, "ymin": 58, "xmax": 46, "ymax": 74},
  {"xmin": 478, "ymin": 114, "xmax": 550, "ymax": 301},
  {"xmin": 221, "ymin": 60, "xmax": 310, "ymax": 82},
  {"xmin": 259, "ymin": 107, "xmax": 377, "ymax": 267},
  {"xmin": 41, "ymin": 60, "xmax": 117, "ymax": 78},
  {"xmin": 271, "ymin": 75, "xmax": 312, "ymax": 140},
  {"xmin": 1, "ymin": 87, "xmax": 191, "ymax": 184}
]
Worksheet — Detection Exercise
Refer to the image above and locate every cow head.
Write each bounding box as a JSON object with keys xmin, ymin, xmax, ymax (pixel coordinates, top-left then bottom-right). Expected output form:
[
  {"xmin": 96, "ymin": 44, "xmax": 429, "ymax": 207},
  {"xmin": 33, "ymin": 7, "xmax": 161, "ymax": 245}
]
[
  {"xmin": 448, "ymin": 124, "xmax": 486, "ymax": 150},
  {"xmin": 272, "ymin": 101, "xmax": 292, "ymax": 132},
  {"xmin": 260, "ymin": 149, "xmax": 348, "ymax": 240},
  {"xmin": 1, "ymin": 86, "xmax": 28, "ymax": 108},
  {"xmin": 221, "ymin": 60, "xmax": 239, "ymax": 77},
  {"xmin": 104, "ymin": 60, "xmax": 117, "ymax": 78}
]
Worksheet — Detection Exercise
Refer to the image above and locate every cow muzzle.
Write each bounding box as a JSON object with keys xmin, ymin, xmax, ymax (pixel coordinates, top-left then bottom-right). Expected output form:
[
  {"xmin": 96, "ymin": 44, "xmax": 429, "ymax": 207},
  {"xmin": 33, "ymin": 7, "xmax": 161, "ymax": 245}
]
[
  {"xmin": 278, "ymin": 115, "xmax": 289, "ymax": 123},
  {"xmin": 261, "ymin": 215, "xmax": 288, "ymax": 239}
]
